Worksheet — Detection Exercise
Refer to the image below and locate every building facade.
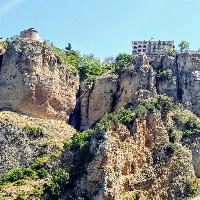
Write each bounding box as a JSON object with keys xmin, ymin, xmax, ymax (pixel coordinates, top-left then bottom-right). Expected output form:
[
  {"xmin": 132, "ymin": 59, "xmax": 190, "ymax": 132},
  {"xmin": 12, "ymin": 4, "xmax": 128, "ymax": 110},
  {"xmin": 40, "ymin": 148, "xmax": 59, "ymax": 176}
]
[{"xmin": 132, "ymin": 40, "xmax": 174, "ymax": 55}]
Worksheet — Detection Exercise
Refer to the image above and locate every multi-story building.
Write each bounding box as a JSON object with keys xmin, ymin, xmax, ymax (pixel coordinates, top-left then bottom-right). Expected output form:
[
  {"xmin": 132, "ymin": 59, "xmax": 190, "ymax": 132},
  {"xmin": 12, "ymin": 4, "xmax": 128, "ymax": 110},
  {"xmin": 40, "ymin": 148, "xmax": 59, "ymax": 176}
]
[{"xmin": 132, "ymin": 40, "xmax": 174, "ymax": 55}]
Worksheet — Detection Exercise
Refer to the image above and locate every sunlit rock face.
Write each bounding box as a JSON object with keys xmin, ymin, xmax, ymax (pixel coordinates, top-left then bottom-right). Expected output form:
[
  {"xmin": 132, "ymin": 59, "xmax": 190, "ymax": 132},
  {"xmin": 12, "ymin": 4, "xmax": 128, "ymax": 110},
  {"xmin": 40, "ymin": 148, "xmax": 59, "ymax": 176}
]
[{"xmin": 0, "ymin": 38, "xmax": 79, "ymax": 121}]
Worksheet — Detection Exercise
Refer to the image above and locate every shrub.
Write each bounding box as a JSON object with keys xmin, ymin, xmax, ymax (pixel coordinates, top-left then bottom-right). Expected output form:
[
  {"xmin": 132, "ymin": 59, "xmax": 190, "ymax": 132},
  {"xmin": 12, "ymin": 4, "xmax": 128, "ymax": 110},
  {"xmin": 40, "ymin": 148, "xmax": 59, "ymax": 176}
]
[
  {"xmin": 31, "ymin": 157, "xmax": 49, "ymax": 170},
  {"xmin": 95, "ymin": 113, "xmax": 118, "ymax": 131},
  {"xmin": 36, "ymin": 168, "xmax": 48, "ymax": 179},
  {"xmin": 135, "ymin": 105, "xmax": 148, "ymax": 118},
  {"xmin": 157, "ymin": 69, "xmax": 173, "ymax": 79},
  {"xmin": 16, "ymin": 192, "xmax": 26, "ymax": 200},
  {"xmin": 156, "ymin": 95, "xmax": 173, "ymax": 114},
  {"xmin": 23, "ymin": 168, "xmax": 36, "ymax": 178},
  {"xmin": 45, "ymin": 182, "xmax": 61, "ymax": 199},
  {"xmin": 114, "ymin": 53, "xmax": 132, "ymax": 74},
  {"xmin": 78, "ymin": 55, "xmax": 107, "ymax": 84},
  {"xmin": 0, "ymin": 40, "xmax": 9, "ymax": 50},
  {"xmin": 27, "ymin": 126, "xmax": 44, "ymax": 139},
  {"xmin": 29, "ymin": 187, "xmax": 42, "ymax": 198},
  {"xmin": 52, "ymin": 168, "xmax": 69, "ymax": 185},
  {"xmin": 0, "ymin": 168, "xmax": 24, "ymax": 185},
  {"xmin": 117, "ymin": 107, "xmax": 134, "ymax": 128},
  {"xmin": 64, "ymin": 130, "xmax": 94, "ymax": 150},
  {"xmin": 186, "ymin": 177, "xmax": 200, "ymax": 197},
  {"xmin": 44, "ymin": 168, "xmax": 69, "ymax": 199},
  {"xmin": 173, "ymin": 108, "xmax": 200, "ymax": 136}
]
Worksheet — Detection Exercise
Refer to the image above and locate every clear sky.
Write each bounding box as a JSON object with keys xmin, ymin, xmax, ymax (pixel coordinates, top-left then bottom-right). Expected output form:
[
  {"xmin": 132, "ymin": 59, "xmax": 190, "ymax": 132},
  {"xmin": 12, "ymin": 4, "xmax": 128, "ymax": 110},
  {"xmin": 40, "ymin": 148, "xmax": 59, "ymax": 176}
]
[{"xmin": 0, "ymin": 0, "xmax": 200, "ymax": 59}]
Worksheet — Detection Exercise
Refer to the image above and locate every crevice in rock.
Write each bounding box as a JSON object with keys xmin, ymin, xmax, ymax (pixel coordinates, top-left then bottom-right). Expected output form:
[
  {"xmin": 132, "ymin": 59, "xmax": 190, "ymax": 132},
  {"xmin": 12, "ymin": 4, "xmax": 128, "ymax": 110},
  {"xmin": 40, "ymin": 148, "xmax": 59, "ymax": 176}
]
[
  {"xmin": 175, "ymin": 54, "xmax": 183, "ymax": 101},
  {"xmin": 0, "ymin": 54, "xmax": 3, "ymax": 72},
  {"xmin": 110, "ymin": 78, "xmax": 120, "ymax": 112},
  {"xmin": 69, "ymin": 87, "xmax": 81, "ymax": 130}
]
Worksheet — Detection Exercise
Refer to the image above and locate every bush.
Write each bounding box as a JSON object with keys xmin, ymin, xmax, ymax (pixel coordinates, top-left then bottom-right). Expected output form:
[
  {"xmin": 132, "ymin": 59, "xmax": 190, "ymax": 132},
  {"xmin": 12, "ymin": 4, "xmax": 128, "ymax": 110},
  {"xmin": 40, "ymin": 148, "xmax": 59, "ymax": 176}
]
[
  {"xmin": 186, "ymin": 177, "xmax": 200, "ymax": 197},
  {"xmin": 114, "ymin": 53, "xmax": 132, "ymax": 74},
  {"xmin": 156, "ymin": 95, "xmax": 173, "ymax": 114},
  {"xmin": 117, "ymin": 107, "xmax": 134, "ymax": 128},
  {"xmin": 95, "ymin": 113, "xmax": 118, "ymax": 131},
  {"xmin": 78, "ymin": 55, "xmax": 107, "ymax": 84},
  {"xmin": 0, "ymin": 40, "xmax": 9, "ymax": 50},
  {"xmin": 0, "ymin": 168, "xmax": 24, "ymax": 185},
  {"xmin": 29, "ymin": 187, "xmax": 42, "ymax": 198},
  {"xmin": 16, "ymin": 192, "xmax": 26, "ymax": 200},
  {"xmin": 64, "ymin": 130, "xmax": 94, "ymax": 150},
  {"xmin": 52, "ymin": 168, "xmax": 69, "ymax": 185},
  {"xmin": 44, "ymin": 168, "xmax": 69, "ymax": 199},
  {"xmin": 36, "ymin": 168, "xmax": 48, "ymax": 179},
  {"xmin": 135, "ymin": 105, "xmax": 148, "ymax": 118},
  {"xmin": 157, "ymin": 69, "xmax": 173, "ymax": 79},
  {"xmin": 31, "ymin": 157, "xmax": 49, "ymax": 170},
  {"xmin": 27, "ymin": 126, "xmax": 44, "ymax": 139},
  {"xmin": 23, "ymin": 168, "xmax": 36, "ymax": 178},
  {"xmin": 173, "ymin": 108, "xmax": 200, "ymax": 136}
]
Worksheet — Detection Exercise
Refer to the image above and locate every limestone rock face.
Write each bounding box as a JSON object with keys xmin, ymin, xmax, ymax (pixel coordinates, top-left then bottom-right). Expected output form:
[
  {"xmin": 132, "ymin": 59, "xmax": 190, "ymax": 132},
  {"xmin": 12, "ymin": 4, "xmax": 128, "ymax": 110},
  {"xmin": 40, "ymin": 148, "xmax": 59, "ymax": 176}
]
[
  {"xmin": 177, "ymin": 53, "xmax": 200, "ymax": 116},
  {"xmin": 73, "ymin": 113, "xmax": 195, "ymax": 200},
  {"xmin": 79, "ymin": 52, "xmax": 200, "ymax": 130},
  {"xmin": 0, "ymin": 38, "xmax": 79, "ymax": 121},
  {"xmin": 80, "ymin": 54, "xmax": 156, "ymax": 130},
  {"xmin": 0, "ymin": 111, "xmax": 75, "ymax": 176}
]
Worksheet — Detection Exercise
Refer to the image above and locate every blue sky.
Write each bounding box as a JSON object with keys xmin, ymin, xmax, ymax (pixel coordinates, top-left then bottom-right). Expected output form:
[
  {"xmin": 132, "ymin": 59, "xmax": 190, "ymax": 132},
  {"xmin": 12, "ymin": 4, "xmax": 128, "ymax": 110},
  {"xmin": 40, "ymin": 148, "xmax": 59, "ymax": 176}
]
[{"xmin": 0, "ymin": 0, "xmax": 200, "ymax": 59}]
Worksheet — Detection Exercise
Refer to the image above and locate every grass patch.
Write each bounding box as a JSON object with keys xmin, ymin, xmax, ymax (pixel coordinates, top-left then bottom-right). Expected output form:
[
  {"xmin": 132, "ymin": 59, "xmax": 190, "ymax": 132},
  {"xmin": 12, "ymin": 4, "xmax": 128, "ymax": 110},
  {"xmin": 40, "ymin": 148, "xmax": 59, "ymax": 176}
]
[{"xmin": 27, "ymin": 125, "xmax": 44, "ymax": 139}]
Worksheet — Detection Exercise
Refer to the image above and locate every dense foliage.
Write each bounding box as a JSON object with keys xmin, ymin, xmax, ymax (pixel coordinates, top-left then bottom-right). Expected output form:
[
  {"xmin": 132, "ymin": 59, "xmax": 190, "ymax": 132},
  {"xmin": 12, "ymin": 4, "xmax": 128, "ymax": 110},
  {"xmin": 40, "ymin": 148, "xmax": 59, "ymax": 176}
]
[
  {"xmin": 173, "ymin": 108, "xmax": 200, "ymax": 136},
  {"xmin": 157, "ymin": 68, "xmax": 173, "ymax": 79},
  {"xmin": 52, "ymin": 43, "xmax": 132, "ymax": 84}
]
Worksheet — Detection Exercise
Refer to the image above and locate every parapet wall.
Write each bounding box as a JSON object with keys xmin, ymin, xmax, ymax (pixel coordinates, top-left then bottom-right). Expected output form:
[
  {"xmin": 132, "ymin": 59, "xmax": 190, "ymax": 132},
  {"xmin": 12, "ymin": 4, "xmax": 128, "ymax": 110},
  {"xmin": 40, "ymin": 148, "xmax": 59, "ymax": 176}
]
[{"xmin": 20, "ymin": 29, "xmax": 42, "ymax": 41}]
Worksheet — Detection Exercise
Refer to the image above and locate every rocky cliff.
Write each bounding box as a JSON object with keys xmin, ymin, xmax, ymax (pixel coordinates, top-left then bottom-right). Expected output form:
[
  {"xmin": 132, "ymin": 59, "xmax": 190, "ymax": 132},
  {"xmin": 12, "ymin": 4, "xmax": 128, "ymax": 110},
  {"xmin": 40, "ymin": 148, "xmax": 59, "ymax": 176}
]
[
  {"xmin": 1, "ymin": 35, "xmax": 200, "ymax": 200},
  {"xmin": 0, "ymin": 38, "xmax": 79, "ymax": 121},
  {"xmin": 78, "ymin": 52, "xmax": 200, "ymax": 130}
]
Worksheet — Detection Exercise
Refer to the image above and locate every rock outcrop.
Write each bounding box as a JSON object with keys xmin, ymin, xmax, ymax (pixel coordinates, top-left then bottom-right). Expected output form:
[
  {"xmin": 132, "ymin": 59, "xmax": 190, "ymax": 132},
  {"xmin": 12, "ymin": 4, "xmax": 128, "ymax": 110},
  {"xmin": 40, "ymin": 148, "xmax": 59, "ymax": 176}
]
[
  {"xmin": 79, "ymin": 54, "xmax": 156, "ymax": 130},
  {"xmin": 0, "ymin": 38, "xmax": 79, "ymax": 121},
  {"xmin": 0, "ymin": 111, "xmax": 75, "ymax": 176},
  {"xmin": 79, "ymin": 52, "xmax": 200, "ymax": 130},
  {"xmin": 67, "ymin": 112, "xmax": 196, "ymax": 200}
]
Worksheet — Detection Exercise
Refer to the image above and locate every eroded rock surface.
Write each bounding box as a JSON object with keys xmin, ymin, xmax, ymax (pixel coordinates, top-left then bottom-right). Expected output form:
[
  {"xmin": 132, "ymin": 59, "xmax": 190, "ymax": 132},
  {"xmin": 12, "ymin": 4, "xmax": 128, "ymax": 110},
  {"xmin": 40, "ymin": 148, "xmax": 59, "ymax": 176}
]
[
  {"xmin": 0, "ymin": 39, "xmax": 79, "ymax": 121},
  {"xmin": 79, "ymin": 52, "xmax": 200, "ymax": 130},
  {"xmin": 70, "ymin": 112, "xmax": 195, "ymax": 200},
  {"xmin": 0, "ymin": 111, "xmax": 75, "ymax": 176}
]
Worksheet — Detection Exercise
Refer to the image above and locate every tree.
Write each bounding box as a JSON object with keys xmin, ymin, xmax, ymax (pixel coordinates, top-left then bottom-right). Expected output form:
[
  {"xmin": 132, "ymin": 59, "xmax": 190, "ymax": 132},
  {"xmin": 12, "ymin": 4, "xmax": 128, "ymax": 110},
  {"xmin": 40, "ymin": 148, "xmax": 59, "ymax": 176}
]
[
  {"xmin": 78, "ymin": 55, "xmax": 106, "ymax": 84},
  {"xmin": 65, "ymin": 43, "xmax": 72, "ymax": 51},
  {"xmin": 114, "ymin": 53, "xmax": 132, "ymax": 74},
  {"xmin": 178, "ymin": 40, "xmax": 189, "ymax": 52}
]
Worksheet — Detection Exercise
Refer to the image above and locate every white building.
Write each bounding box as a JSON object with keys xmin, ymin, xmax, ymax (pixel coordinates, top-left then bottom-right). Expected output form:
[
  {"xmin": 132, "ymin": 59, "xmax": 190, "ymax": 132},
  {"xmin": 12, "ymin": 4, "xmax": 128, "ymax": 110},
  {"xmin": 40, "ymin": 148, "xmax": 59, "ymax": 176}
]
[{"xmin": 132, "ymin": 40, "xmax": 174, "ymax": 55}]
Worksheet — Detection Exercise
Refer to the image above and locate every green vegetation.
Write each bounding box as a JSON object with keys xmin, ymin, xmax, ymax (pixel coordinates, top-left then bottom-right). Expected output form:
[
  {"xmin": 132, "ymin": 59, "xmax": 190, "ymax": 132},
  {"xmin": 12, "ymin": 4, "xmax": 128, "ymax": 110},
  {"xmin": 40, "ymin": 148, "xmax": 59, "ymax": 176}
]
[
  {"xmin": 0, "ymin": 157, "xmax": 49, "ymax": 186},
  {"xmin": 178, "ymin": 40, "xmax": 190, "ymax": 52},
  {"xmin": 64, "ymin": 129, "xmax": 94, "ymax": 150},
  {"xmin": 78, "ymin": 54, "xmax": 108, "ymax": 84},
  {"xmin": 157, "ymin": 68, "xmax": 173, "ymax": 79},
  {"xmin": 64, "ymin": 43, "xmax": 82, "ymax": 68},
  {"xmin": 173, "ymin": 108, "xmax": 200, "ymax": 136},
  {"xmin": 113, "ymin": 52, "xmax": 132, "ymax": 74},
  {"xmin": 166, "ymin": 46, "xmax": 175, "ymax": 56},
  {"xmin": 186, "ymin": 177, "xmax": 200, "ymax": 197},
  {"xmin": 0, "ymin": 40, "xmax": 9, "ymax": 49},
  {"xmin": 44, "ymin": 168, "xmax": 69, "ymax": 199},
  {"xmin": 29, "ymin": 187, "xmax": 43, "ymax": 199},
  {"xmin": 36, "ymin": 168, "xmax": 48, "ymax": 179},
  {"xmin": 0, "ymin": 168, "xmax": 25, "ymax": 185},
  {"xmin": 27, "ymin": 125, "xmax": 44, "ymax": 139},
  {"xmin": 31, "ymin": 157, "xmax": 49, "ymax": 170},
  {"xmin": 16, "ymin": 192, "xmax": 26, "ymax": 200}
]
